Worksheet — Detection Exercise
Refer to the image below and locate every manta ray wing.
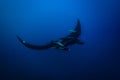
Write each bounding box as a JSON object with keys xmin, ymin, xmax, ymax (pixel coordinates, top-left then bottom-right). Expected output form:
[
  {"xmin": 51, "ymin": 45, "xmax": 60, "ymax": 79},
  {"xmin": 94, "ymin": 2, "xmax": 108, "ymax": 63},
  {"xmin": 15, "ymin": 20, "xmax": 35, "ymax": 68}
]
[
  {"xmin": 17, "ymin": 36, "xmax": 52, "ymax": 50},
  {"xmin": 66, "ymin": 19, "xmax": 81, "ymax": 38}
]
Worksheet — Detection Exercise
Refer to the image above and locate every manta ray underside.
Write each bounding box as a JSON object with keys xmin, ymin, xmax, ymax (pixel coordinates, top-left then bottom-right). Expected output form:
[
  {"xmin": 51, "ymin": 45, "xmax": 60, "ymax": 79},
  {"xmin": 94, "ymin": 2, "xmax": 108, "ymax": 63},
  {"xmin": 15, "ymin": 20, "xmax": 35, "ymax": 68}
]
[{"xmin": 17, "ymin": 19, "xmax": 84, "ymax": 51}]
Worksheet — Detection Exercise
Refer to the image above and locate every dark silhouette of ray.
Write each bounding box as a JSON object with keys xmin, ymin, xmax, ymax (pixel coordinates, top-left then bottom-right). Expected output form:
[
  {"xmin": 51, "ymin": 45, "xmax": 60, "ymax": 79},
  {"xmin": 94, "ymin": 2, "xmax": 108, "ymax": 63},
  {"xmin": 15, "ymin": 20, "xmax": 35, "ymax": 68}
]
[{"xmin": 17, "ymin": 19, "xmax": 84, "ymax": 51}]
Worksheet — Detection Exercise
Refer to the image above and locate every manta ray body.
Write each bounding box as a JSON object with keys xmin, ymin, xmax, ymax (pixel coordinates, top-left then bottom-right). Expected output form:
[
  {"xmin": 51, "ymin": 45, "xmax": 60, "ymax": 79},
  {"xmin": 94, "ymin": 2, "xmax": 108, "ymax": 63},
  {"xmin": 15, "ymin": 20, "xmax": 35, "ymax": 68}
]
[{"xmin": 17, "ymin": 19, "xmax": 84, "ymax": 51}]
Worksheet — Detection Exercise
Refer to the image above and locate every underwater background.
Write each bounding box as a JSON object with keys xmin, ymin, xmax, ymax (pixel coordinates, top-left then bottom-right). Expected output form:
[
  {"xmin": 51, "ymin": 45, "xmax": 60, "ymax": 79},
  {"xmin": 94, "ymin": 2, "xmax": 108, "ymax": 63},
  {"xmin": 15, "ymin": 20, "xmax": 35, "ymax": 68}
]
[{"xmin": 0, "ymin": 0, "xmax": 120, "ymax": 80}]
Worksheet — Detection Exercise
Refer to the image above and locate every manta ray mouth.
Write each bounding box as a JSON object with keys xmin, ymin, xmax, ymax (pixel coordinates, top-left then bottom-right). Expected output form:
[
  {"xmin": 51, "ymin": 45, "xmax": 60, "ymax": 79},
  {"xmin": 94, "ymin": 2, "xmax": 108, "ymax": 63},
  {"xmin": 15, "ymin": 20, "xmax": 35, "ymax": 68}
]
[{"xmin": 68, "ymin": 29, "xmax": 77, "ymax": 33}]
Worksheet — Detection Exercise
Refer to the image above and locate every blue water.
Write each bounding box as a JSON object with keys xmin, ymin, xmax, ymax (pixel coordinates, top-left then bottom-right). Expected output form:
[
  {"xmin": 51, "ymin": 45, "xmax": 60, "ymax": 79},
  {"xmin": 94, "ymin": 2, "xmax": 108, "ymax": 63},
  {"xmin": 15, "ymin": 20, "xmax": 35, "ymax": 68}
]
[{"xmin": 0, "ymin": 0, "xmax": 120, "ymax": 80}]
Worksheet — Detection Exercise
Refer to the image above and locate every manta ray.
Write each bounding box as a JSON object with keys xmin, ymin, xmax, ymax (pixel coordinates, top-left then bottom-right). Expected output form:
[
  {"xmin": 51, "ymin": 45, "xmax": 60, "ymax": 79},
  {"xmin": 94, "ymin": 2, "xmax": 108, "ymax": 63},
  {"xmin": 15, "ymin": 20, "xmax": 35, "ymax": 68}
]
[{"xmin": 17, "ymin": 19, "xmax": 84, "ymax": 51}]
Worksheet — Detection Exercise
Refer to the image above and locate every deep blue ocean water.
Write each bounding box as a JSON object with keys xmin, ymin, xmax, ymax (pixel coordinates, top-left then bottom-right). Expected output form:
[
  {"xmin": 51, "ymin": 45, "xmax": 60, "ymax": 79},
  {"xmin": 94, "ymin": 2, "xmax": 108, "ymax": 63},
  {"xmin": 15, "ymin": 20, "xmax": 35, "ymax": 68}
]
[{"xmin": 0, "ymin": 0, "xmax": 120, "ymax": 80}]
